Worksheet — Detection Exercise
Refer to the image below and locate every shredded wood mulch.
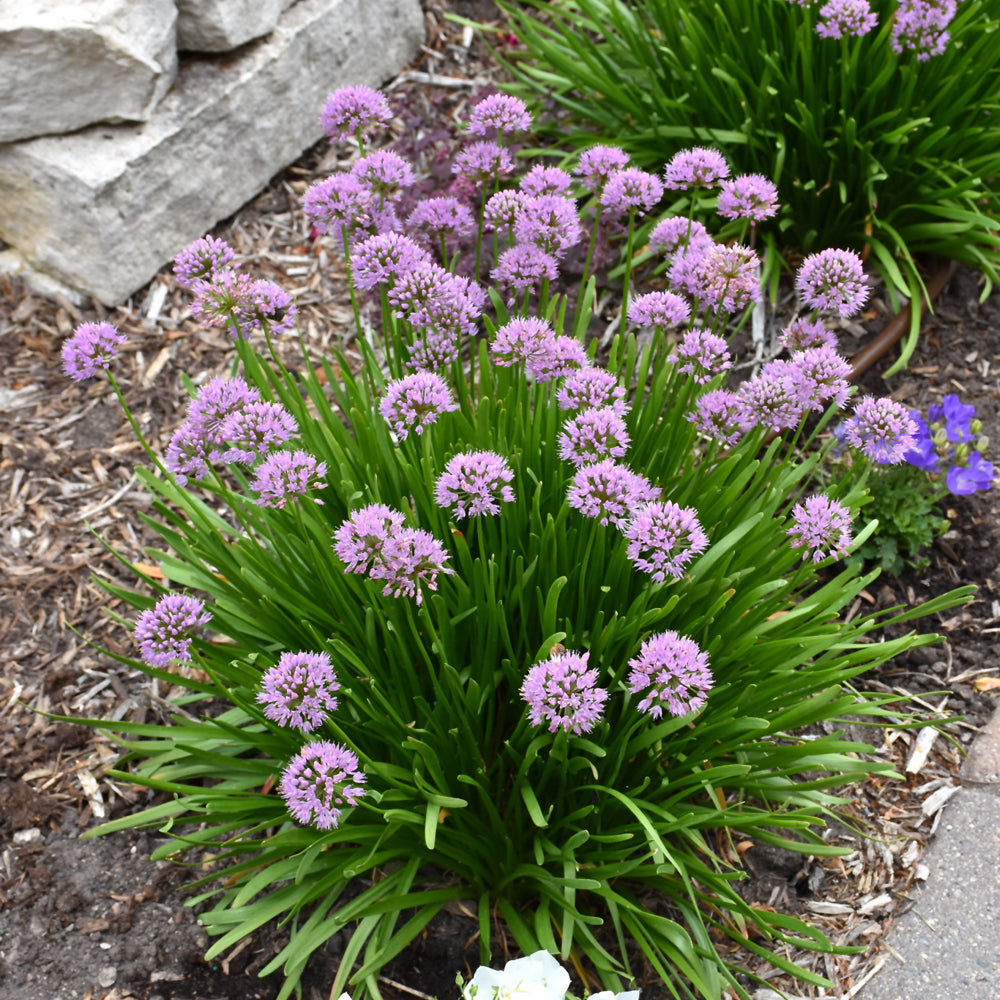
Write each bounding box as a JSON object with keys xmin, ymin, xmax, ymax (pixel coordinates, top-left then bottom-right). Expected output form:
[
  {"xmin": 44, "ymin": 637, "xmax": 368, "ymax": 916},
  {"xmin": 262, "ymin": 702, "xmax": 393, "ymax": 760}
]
[{"xmin": 1, "ymin": 2, "xmax": 998, "ymax": 998}]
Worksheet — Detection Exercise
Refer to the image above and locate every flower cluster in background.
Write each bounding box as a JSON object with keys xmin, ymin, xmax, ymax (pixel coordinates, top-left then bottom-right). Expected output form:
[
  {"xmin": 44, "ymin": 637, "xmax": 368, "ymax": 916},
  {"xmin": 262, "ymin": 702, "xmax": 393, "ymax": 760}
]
[{"xmin": 905, "ymin": 394, "xmax": 995, "ymax": 494}]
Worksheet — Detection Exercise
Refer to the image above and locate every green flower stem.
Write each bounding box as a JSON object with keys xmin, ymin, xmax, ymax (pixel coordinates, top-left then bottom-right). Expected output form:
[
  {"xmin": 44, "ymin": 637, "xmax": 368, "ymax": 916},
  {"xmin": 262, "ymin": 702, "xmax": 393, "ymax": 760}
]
[
  {"xmin": 619, "ymin": 210, "xmax": 636, "ymax": 338},
  {"xmin": 107, "ymin": 372, "xmax": 168, "ymax": 475},
  {"xmin": 341, "ymin": 230, "xmax": 362, "ymax": 341}
]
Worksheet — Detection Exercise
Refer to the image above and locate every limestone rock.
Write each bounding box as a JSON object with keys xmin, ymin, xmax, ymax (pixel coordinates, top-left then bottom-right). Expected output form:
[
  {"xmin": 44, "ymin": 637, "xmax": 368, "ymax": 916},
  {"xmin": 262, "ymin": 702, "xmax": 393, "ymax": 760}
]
[
  {"xmin": 0, "ymin": 0, "xmax": 424, "ymax": 305},
  {"xmin": 0, "ymin": 0, "xmax": 177, "ymax": 143},
  {"xmin": 176, "ymin": 0, "xmax": 298, "ymax": 53}
]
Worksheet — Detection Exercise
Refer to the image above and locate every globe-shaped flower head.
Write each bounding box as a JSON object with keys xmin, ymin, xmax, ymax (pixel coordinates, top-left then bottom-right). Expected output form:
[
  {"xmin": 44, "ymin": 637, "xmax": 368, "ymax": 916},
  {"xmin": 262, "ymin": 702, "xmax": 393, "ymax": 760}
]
[
  {"xmin": 795, "ymin": 248, "xmax": 868, "ymax": 317},
  {"xmin": 279, "ymin": 741, "xmax": 366, "ymax": 830},
  {"xmin": 628, "ymin": 631, "xmax": 713, "ymax": 719},
  {"xmin": 320, "ymin": 85, "xmax": 391, "ymax": 143},
  {"xmin": 521, "ymin": 650, "xmax": 608, "ymax": 734},
  {"xmin": 435, "ymin": 450, "xmax": 516, "ymax": 518},
  {"xmin": 258, "ymin": 651, "xmax": 340, "ymax": 731},
  {"xmin": 134, "ymin": 594, "xmax": 211, "ymax": 667},
  {"xmin": 62, "ymin": 322, "xmax": 127, "ymax": 382},
  {"xmin": 787, "ymin": 495, "xmax": 854, "ymax": 563}
]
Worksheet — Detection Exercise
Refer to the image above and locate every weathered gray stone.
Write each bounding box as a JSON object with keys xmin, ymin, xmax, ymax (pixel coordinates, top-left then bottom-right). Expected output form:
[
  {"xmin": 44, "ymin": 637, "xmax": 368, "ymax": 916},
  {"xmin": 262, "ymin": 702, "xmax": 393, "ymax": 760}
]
[
  {"xmin": 0, "ymin": 0, "xmax": 177, "ymax": 143},
  {"xmin": 176, "ymin": 0, "xmax": 297, "ymax": 53},
  {"xmin": 0, "ymin": 0, "xmax": 423, "ymax": 305}
]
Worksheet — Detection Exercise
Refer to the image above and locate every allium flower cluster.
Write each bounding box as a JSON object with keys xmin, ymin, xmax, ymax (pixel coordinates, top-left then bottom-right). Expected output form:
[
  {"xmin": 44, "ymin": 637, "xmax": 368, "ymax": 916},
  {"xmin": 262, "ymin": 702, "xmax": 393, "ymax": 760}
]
[
  {"xmin": 250, "ymin": 450, "xmax": 327, "ymax": 508},
  {"xmin": 408, "ymin": 197, "xmax": 476, "ymax": 247},
  {"xmin": 663, "ymin": 147, "xmax": 730, "ymax": 191},
  {"xmin": 483, "ymin": 190, "xmax": 527, "ymax": 233},
  {"xmin": 519, "ymin": 165, "xmax": 573, "ymax": 197},
  {"xmin": 192, "ymin": 271, "xmax": 296, "ymax": 338},
  {"xmin": 173, "ymin": 236, "xmax": 235, "ymax": 289},
  {"xmin": 388, "ymin": 264, "xmax": 482, "ymax": 342},
  {"xmin": 649, "ymin": 217, "xmax": 711, "ymax": 258},
  {"xmin": 304, "ymin": 175, "xmax": 373, "ymax": 244},
  {"xmin": 379, "ymin": 372, "xmax": 458, "ymax": 441},
  {"xmin": 815, "ymin": 0, "xmax": 878, "ymax": 39},
  {"xmin": 672, "ymin": 329, "xmax": 732, "ymax": 384},
  {"xmin": 716, "ymin": 174, "xmax": 780, "ymax": 222},
  {"xmin": 466, "ymin": 93, "xmax": 532, "ymax": 136},
  {"xmin": 351, "ymin": 150, "xmax": 415, "ymax": 202},
  {"xmin": 492, "ymin": 244, "xmax": 559, "ymax": 293},
  {"xmin": 846, "ymin": 396, "xmax": 918, "ymax": 464},
  {"xmin": 627, "ymin": 631, "xmax": 713, "ymax": 719},
  {"xmin": 335, "ymin": 504, "xmax": 450, "ymax": 603},
  {"xmin": 134, "ymin": 594, "xmax": 211, "ymax": 667},
  {"xmin": 787, "ymin": 495, "xmax": 854, "ymax": 563},
  {"xmin": 600, "ymin": 168, "xmax": 664, "ymax": 217},
  {"xmin": 628, "ymin": 290, "xmax": 691, "ymax": 329},
  {"xmin": 279, "ymin": 741, "xmax": 366, "ymax": 830},
  {"xmin": 520, "ymin": 650, "xmax": 608, "ymax": 735},
  {"xmin": 490, "ymin": 317, "xmax": 554, "ymax": 368},
  {"xmin": 795, "ymin": 248, "xmax": 868, "ymax": 317},
  {"xmin": 352, "ymin": 232, "xmax": 430, "ymax": 290},
  {"xmin": 736, "ymin": 367, "xmax": 803, "ymax": 433},
  {"xmin": 690, "ymin": 244, "xmax": 762, "ymax": 314},
  {"xmin": 891, "ymin": 0, "xmax": 957, "ymax": 60},
  {"xmin": 62, "ymin": 322, "xmax": 127, "ymax": 382},
  {"xmin": 513, "ymin": 195, "xmax": 582, "ymax": 257},
  {"xmin": 528, "ymin": 335, "xmax": 589, "ymax": 383},
  {"xmin": 688, "ymin": 390, "xmax": 744, "ymax": 447},
  {"xmin": 558, "ymin": 407, "xmax": 630, "ymax": 466},
  {"xmin": 575, "ymin": 145, "xmax": 630, "ymax": 195},
  {"xmin": 452, "ymin": 141, "xmax": 515, "ymax": 183},
  {"xmin": 556, "ymin": 367, "xmax": 628, "ymax": 415},
  {"xmin": 258, "ymin": 651, "xmax": 339, "ymax": 731},
  {"xmin": 217, "ymin": 400, "xmax": 298, "ymax": 465},
  {"xmin": 435, "ymin": 450, "xmax": 515, "ymax": 518},
  {"xmin": 621, "ymin": 501, "xmax": 708, "ymax": 583},
  {"xmin": 320, "ymin": 85, "xmax": 391, "ymax": 142},
  {"xmin": 787, "ymin": 346, "xmax": 853, "ymax": 410},
  {"xmin": 779, "ymin": 317, "xmax": 838, "ymax": 351},
  {"xmin": 567, "ymin": 460, "xmax": 659, "ymax": 526}
]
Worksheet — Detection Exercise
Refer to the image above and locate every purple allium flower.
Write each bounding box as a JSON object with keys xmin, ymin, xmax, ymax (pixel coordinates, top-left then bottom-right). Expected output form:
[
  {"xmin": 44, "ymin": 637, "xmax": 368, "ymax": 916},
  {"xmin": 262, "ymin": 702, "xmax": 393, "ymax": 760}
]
[
  {"xmin": 600, "ymin": 168, "xmax": 664, "ymax": 216},
  {"xmin": 62, "ymin": 322, "xmax": 127, "ymax": 382},
  {"xmin": 279, "ymin": 740, "xmax": 366, "ymax": 830},
  {"xmin": 173, "ymin": 236, "xmax": 235, "ymax": 289},
  {"xmin": 217, "ymin": 400, "xmax": 298, "ymax": 465},
  {"xmin": 779, "ymin": 317, "xmax": 838, "ymax": 351},
  {"xmin": 672, "ymin": 329, "xmax": 732, "ymax": 384},
  {"xmin": 627, "ymin": 631, "xmax": 713, "ymax": 719},
  {"xmin": 513, "ymin": 195, "xmax": 583, "ymax": 257},
  {"xmin": 466, "ymin": 93, "xmax": 532, "ymax": 136},
  {"xmin": 251, "ymin": 450, "xmax": 327, "ymax": 508},
  {"xmin": 248, "ymin": 279, "xmax": 297, "ymax": 335},
  {"xmin": 435, "ymin": 450, "xmax": 515, "ymax": 518},
  {"xmin": 520, "ymin": 650, "xmax": 608, "ymax": 734},
  {"xmin": 388, "ymin": 264, "xmax": 481, "ymax": 339},
  {"xmin": 559, "ymin": 407, "xmax": 631, "ymax": 466},
  {"xmin": 891, "ymin": 0, "xmax": 956, "ymax": 60},
  {"xmin": 165, "ymin": 421, "xmax": 211, "ymax": 486},
  {"xmin": 407, "ymin": 329, "xmax": 461, "ymax": 372},
  {"xmin": 351, "ymin": 150, "xmax": 416, "ymax": 203},
  {"xmin": 491, "ymin": 316, "xmax": 556, "ymax": 368},
  {"xmin": 736, "ymin": 367, "xmax": 803, "ymax": 433},
  {"xmin": 688, "ymin": 390, "xmax": 744, "ymax": 447},
  {"xmin": 258, "ymin": 650, "xmax": 340, "ymax": 731},
  {"xmin": 795, "ymin": 248, "xmax": 868, "ymax": 317},
  {"xmin": 815, "ymin": 0, "xmax": 879, "ymax": 38},
  {"xmin": 320, "ymin": 85, "xmax": 391, "ymax": 142},
  {"xmin": 649, "ymin": 217, "xmax": 712, "ymax": 258},
  {"xmin": 621, "ymin": 501, "xmax": 708, "ymax": 584},
  {"xmin": 787, "ymin": 345, "xmax": 853, "ymax": 410},
  {"xmin": 947, "ymin": 452, "xmax": 995, "ymax": 495},
  {"xmin": 334, "ymin": 503, "xmax": 407, "ymax": 574},
  {"xmin": 628, "ymin": 290, "xmax": 691, "ymax": 329},
  {"xmin": 189, "ymin": 376, "xmax": 260, "ymax": 439},
  {"xmin": 668, "ymin": 234, "xmax": 718, "ymax": 296},
  {"xmin": 452, "ymin": 141, "xmax": 515, "ymax": 184},
  {"xmin": 352, "ymin": 232, "xmax": 431, "ymax": 290},
  {"xmin": 556, "ymin": 367, "xmax": 628, "ymax": 415},
  {"xmin": 690, "ymin": 244, "xmax": 762, "ymax": 314},
  {"xmin": 716, "ymin": 174, "xmax": 780, "ymax": 222},
  {"xmin": 566, "ymin": 460, "xmax": 659, "ymax": 526},
  {"xmin": 520, "ymin": 165, "xmax": 574, "ymax": 197},
  {"xmin": 408, "ymin": 196, "xmax": 475, "ymax": 247},
  {"xmin": 370, "ymin": 527, "xmax": 451, "ymax": 603},
  {"xmin": 787, "ymin": 495, "xmax": 853, "ymax": 563},
  {"xmin": 483, "ymin": 190, "xmax": 528, "ymax": 235},
  {"xmin": 379, "ymin": 371, "xmax": 458, "ymax": 440},
  {"xmin": 528, "ymin": 335, "xmax": 590, "ymax": 382},
  {"xmin": 134, "ymin": 594, "xmax": 211, "ymax": 667},
  {"xmin": 303, "ymin": 175, "xmax": 373, "ymax": 243},
  {"xmin": 189, "ymin": 271, "xmax": 263, "ymax": 338},
  {"xmin": 845, "ymin": 396, "xmax": 918, "ymax": 464},
  {"xmin": 492, "ymin": 244, "xmax": 559, "ymax": 292},
  {"xmin": 663, "ymin": 147, "xmax": 730, "ymax": 191},
  {"xmin": 575, "ymin": 145, "xmax": 631, "ymax": 195}
]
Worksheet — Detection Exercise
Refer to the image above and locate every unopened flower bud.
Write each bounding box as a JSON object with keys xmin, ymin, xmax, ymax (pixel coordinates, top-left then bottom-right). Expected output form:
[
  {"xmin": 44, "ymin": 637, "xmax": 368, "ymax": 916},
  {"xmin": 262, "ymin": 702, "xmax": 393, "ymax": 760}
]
[
  {"xmin": 977, "ymin": 434, "xmax": 990, "ymax": 454},
  {"xmin": 971, "ymin": 419, "xmax": 983, "ymax": 436},
  {"xmin": 932, "ymin": 427, "xmax": 949, "ymax": 448}
]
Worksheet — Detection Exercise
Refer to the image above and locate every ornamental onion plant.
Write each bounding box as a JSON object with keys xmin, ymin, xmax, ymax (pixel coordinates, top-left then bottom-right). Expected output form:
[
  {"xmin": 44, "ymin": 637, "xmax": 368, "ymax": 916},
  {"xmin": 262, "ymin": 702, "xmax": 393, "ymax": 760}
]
[{"xmin": 61, "ymin": 90, "xmax": 970, "ymax": 1000}]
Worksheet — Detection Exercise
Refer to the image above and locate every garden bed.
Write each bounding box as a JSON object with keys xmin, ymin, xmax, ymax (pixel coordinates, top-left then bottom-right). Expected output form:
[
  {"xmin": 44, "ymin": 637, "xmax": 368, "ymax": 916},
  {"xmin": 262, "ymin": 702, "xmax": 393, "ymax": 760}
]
[{"xmin": 2, "ymin": 2, "xmax": 999, "ymax": 999}]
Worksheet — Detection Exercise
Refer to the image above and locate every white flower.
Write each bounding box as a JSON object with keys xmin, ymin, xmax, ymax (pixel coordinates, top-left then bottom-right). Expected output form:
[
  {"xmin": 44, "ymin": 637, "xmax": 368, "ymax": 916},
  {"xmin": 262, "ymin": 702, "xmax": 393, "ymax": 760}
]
[
  {"xmin": 464, "ymin": 951, "xmax": 571, "ymax": 1000},
  {"xmin": 589, "ymin": 992, "xmax": 641, "ymax": 1000}
]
